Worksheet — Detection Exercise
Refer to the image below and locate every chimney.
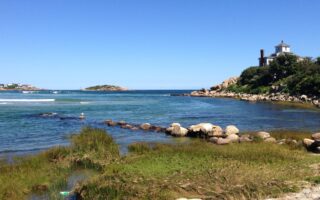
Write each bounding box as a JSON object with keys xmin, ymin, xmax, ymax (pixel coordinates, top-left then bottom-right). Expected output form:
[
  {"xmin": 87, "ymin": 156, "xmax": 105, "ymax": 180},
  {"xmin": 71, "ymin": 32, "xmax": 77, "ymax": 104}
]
[{"xmin": 259, "ymin": 49, "xmax": 265, "ymax": 67}]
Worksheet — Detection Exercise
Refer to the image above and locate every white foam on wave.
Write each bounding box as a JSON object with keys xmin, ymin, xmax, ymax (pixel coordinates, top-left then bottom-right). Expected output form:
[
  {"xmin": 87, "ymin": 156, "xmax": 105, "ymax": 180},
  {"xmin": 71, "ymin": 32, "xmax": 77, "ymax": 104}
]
[
  {"xmin": 80, "ymin": 101, "xmax": 90, "ymax": 104},
  {"xmin": 0, "ymin": 99, "xmax": 55, "ymax": 102}
]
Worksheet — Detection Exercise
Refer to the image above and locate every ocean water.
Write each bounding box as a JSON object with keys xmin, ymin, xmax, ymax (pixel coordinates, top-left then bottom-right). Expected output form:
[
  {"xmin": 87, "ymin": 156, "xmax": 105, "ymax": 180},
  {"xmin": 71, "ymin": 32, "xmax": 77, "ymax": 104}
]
[{"xmin": 0, "ymin": 90, "xmax": 320, "ymax": 156}]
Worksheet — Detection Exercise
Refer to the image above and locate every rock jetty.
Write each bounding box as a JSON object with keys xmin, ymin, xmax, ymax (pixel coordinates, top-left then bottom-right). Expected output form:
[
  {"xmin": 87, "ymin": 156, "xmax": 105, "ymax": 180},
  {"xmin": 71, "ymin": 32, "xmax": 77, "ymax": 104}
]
[{"xmin": 104, "ymin": 119, "xmax": 320, "ymax": 153}]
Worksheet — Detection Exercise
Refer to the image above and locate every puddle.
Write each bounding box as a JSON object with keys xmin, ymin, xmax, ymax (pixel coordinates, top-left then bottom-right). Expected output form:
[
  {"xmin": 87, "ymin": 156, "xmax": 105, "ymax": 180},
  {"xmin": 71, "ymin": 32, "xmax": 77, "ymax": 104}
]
[{"xmin": 29, "ymin": 169, "xmax": 96, "ymax": 200}]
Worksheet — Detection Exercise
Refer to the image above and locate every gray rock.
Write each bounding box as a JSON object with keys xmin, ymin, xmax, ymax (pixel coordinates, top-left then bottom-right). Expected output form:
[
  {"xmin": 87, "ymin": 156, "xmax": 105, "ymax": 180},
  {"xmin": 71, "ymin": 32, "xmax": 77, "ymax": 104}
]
[{"xmin": 140, "ymin": 123, "xmax": 151, "ymax": 130}]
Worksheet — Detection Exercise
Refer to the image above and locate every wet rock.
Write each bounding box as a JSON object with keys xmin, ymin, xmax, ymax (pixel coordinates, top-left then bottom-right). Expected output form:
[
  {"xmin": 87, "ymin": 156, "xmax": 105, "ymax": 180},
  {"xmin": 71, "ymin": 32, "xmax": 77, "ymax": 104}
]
[
  {"xmin": 151, "ymin": 126, "xmax": 166, "ymax": 132},
  {"xmin": 117, "ymin": 121, "xmax": 127, "ymax": 126},
  {"xmin": 225, "ymin": 125, "xmax": 239, "ymax": 136},
  {"xmin": 140, "ymin": 123, "xmax": 151, "ymax": 130},
  {"xmin": 105, "ymin": 120, "xmax": 117, "ymax": 126},
  {"xmin": 39, "ymin": 112, "xmax": 58, "ymax": 117},
  {"xmin": 121, "ymin": 124, "xmax": 133, "ymax": 129}
]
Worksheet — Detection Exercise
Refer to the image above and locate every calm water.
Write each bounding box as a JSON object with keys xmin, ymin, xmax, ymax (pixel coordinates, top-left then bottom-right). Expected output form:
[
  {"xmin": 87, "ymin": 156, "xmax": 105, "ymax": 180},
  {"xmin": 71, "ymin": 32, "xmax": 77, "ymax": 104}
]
[{"xmin": 0, "ymin": 90, "xmax": 320, "ymax": 156}]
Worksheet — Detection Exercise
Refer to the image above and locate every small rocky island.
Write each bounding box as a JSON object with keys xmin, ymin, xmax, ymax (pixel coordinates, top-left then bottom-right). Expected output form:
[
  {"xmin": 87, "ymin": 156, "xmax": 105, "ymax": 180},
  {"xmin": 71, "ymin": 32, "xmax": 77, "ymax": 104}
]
[
  {"xmin": 84, "ymin": 84, "xmax": 128, "ymax": 91},
  {"xmin": 0, "ymin": 83, "xmax": 40, "ymax": 91}
]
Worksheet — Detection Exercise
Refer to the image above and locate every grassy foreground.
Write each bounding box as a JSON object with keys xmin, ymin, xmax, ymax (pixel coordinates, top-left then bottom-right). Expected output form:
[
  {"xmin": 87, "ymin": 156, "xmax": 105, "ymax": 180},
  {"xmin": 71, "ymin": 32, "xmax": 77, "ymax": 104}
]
[{"xmin": 1, "ymin": 128, "xmax": 320, "ymax": 200}]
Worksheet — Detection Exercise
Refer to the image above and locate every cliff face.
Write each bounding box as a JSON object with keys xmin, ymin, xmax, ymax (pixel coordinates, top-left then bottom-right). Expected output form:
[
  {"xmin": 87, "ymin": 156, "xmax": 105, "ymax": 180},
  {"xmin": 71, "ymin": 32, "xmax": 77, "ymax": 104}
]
[{"xmin": 85, "ymin": 85, "xmax": 128, "ymax": 91}]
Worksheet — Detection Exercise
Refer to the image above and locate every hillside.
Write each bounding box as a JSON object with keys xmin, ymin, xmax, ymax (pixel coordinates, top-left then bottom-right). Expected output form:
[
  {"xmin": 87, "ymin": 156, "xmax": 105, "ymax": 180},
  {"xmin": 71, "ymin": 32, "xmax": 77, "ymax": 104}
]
[{"xmin": 227, "ymin": 55, "xmax": 320, "ymax": 96}]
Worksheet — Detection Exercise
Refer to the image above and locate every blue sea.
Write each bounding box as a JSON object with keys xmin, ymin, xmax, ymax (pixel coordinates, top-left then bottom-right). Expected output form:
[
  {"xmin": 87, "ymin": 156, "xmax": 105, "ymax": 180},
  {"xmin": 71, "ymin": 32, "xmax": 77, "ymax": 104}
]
[{"xmin": 0, "ymin": 90, "xmax": 320, "ymax": 157}]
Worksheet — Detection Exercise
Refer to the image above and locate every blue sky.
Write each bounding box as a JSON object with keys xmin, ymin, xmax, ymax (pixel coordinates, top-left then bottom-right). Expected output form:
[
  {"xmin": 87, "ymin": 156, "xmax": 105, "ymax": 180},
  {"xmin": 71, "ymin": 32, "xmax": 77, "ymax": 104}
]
[{"xmin": 0, "ymin": 0, "xmax": 319, "ymax": 89}]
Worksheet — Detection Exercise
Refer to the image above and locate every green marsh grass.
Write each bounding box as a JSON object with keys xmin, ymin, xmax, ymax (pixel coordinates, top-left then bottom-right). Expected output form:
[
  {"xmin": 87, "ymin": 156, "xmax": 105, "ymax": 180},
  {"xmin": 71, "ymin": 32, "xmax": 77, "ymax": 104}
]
[
  {"xmin": 0, "ymin": 127, "xmax": 119, "ymax": 200},
  {"xmin": 1, "ymin": 128, "xmax": 320, "ymax": 200}
]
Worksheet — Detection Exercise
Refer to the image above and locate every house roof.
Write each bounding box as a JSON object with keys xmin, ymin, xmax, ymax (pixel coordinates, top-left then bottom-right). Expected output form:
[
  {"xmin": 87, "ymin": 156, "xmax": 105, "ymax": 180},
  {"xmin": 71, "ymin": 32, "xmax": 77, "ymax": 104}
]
[{"xmin": 276, "ymin": 40, "xmax": 290, "ymax": 47}]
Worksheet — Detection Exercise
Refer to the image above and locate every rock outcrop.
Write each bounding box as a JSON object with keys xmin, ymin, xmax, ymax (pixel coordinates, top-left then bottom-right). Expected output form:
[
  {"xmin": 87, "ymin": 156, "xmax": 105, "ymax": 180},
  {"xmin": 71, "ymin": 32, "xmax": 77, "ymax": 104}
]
[
  {"xmin": 210, "ymin": 77, "xmax": 239, "ymax": 91},
  {"xmin": 85, "ymin": 85, "xmax": 128, "ymax": 91}
]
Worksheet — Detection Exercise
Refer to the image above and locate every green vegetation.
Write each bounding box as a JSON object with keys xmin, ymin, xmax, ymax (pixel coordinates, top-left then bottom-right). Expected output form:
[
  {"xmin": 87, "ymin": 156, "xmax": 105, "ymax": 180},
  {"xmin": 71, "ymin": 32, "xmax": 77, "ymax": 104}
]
[
  {"xmin": 0, "ymin": 127, "xmax": 119, "ymax": 200},
  {"xmin": 2, "ymin": 128, "xmax": 320, "ymax": 200},
  {"xmin": 85, "ymin": 84, "xmax": 127, "ymax": 91},
  {"xmin": 228, "ymin": 55, "xmax": 320, "ymax": 96}
]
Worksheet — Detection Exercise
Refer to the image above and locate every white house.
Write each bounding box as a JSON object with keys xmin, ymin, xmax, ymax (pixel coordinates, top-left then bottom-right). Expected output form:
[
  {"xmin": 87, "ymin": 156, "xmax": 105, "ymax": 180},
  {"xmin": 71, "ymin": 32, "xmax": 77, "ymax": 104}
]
[{"xmin": 259, "ymin": 41, "xmax": 304, "ymax": 66}]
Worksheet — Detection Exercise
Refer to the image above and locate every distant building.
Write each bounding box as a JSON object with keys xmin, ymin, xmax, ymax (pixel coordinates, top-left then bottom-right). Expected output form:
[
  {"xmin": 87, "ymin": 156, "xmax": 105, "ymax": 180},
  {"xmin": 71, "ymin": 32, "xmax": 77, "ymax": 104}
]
[{"xmin": 259, "ymin": 41, "xmax": 305, "ymax": 66}]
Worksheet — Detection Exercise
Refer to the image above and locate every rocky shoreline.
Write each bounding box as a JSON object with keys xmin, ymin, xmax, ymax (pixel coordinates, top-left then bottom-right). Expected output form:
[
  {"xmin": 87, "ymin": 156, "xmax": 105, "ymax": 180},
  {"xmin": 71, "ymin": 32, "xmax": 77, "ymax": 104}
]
[
  {"xmin": 188, "ymin": 89, "xmax": 320, "ymax": 108},
  {"xmin": 105, "ymin": 119, "xmax": 320, "ymax": 153},
  {"xmin": 172, "ymin": 76, "xmax": 320, "ymax": 108},
  {"xmin": 0, "ymin": 83, "xmax": 40, "ymax": 91}
]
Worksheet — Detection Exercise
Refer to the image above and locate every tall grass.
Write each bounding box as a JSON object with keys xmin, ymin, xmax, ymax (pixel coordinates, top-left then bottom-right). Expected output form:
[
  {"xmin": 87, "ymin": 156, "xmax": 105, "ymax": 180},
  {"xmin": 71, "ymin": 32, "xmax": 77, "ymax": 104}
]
[
  {"xmin": 0, "ymin": 127, "xmax": 119, "ymax": 200},
  {"xmin": 1, "ymin": 128, "xmax": 320, "ymax": 200},
  {"xmin": 77, "ymin": 141, "xmax": 320, "ymax": 200}
]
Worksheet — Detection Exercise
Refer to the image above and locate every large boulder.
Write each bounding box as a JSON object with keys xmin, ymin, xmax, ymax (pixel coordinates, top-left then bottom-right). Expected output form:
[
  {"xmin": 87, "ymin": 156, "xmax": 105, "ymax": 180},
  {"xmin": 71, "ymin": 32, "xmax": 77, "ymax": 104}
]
[
  {"xmin": 304, "ymin": 140, "xmax": 320, "ymax": 153},
  {"xmin": 226, "ymin": 134, "xmax": 239, "ymax": 143},
  {"xmin": 216, "ymin": 138, "xmax": 231, "ymax": 145},
  {"xmin": 166, "ymin": 123, "xmax": 188, "ymax": 137},
  {"xmin": 189, "ymin": 123, "xmax": 213, "ymax": 134},
  {"xmin": 303, "ymin": 138, "xmax": 315, "ymax": 148},
  {"xmin": 140, "ymin": 123, "xmax": 151, "ymax": 130},
  {"xmin": 225, "ymin": 125, "xmax": 239, "ymax": 136},
  {"xmin": 255, "ymin": 131, "xmax": 271, "ymax": 139},
  {"xmin": 207, "ymin": 125, "xmax": 223, "ymax": 137},
  {"xmin": 264, "ymin": 137, "xmax": 277, "ymax": 143},
  {"xmin": 300, "ymin": 95, "xmax": 308, "ymax": 102},
  {"xmin": 311, "ymin": 133, "xmax": 320, "ymax": 141},
  {"xmin": 189, "ymin": 123, "xmax": 223, "ymax": 137}
]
